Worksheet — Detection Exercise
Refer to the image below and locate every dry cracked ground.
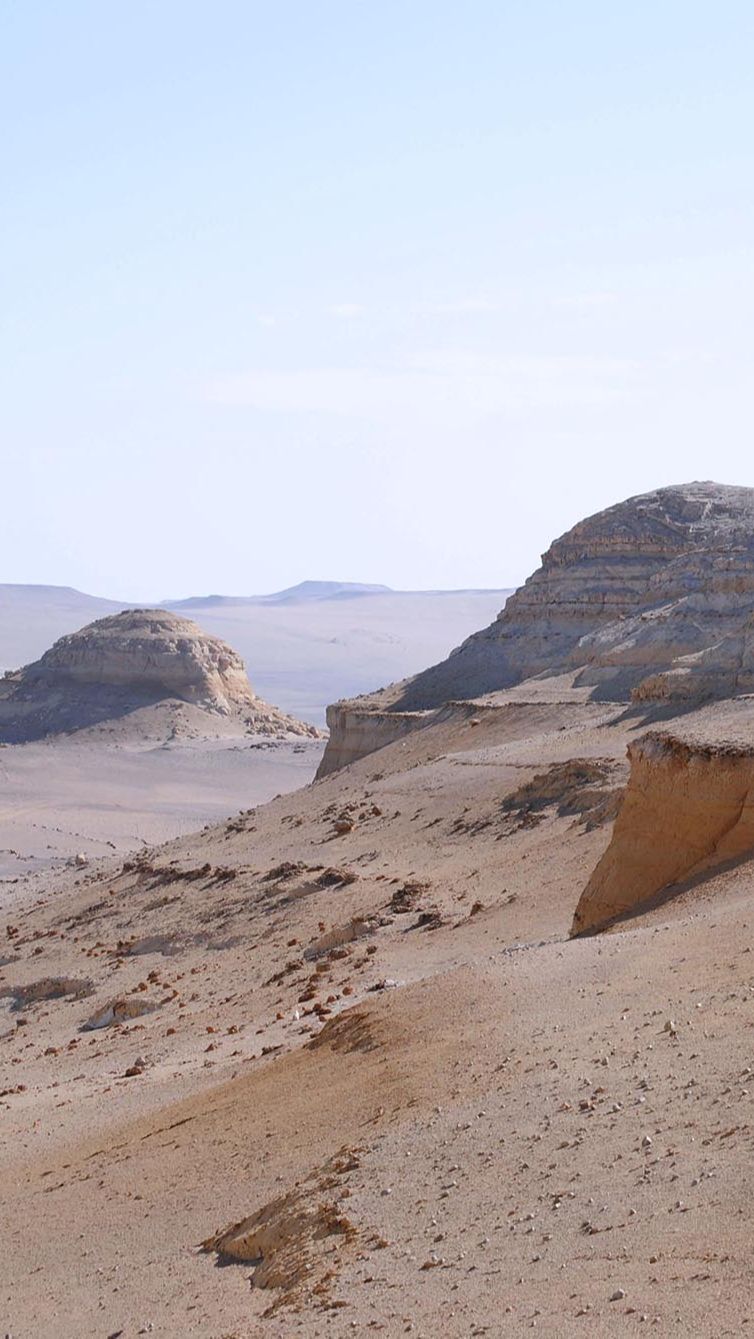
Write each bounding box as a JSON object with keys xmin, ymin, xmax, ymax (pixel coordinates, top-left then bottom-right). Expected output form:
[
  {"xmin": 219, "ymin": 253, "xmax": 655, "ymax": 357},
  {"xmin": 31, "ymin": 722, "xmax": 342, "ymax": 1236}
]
[{"xmin": 2, "ymin": 684, "xmax": 754, "ymax": 1337}]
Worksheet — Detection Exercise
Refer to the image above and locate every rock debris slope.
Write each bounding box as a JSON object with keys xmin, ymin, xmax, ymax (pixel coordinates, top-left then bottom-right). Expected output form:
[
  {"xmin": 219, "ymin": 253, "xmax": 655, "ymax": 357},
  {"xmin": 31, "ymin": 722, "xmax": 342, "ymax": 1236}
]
[
  {"xmin": 9, "ymin": 484, "xmax": 754, "ymax": 1336},
  {"xmin": 5, "ymin": 670, "xmax": 754, "ymax": 1335},
  {"xmin": 0, "ymin": 608, "xmax": 319, "ymax": 742},
  {"xmin": 319, "ymin": 481, "xmax": 754, "ymax": 774}
]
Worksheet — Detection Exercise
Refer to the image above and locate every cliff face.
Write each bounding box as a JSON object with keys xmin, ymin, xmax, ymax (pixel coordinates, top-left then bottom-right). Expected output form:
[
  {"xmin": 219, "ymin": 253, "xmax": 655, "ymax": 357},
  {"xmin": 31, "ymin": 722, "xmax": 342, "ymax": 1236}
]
[
  {"xmin": 571, "ymin": 730, "xmax": 754, "ymax": 935},
  {"xmin": 316, "ymin": 704, "xmax": 426, "ymax": 778},
  {"xmin": 632, "ymin": 614, "xmax": 754, "ymax": 703},
  {"xmin": 0, "ymin": 609, "xmax": 319, "ymax": 743},
  {"xmin": 395, "ymin": 481, "xmax": 754, "ymax": 710},
  {"xmin": 319, "ymin": 482, "xmax": 754, "ymax": 775},
  {"xmin": 25, "ymin": 609, "xmax": 255, "ymax": 713}
]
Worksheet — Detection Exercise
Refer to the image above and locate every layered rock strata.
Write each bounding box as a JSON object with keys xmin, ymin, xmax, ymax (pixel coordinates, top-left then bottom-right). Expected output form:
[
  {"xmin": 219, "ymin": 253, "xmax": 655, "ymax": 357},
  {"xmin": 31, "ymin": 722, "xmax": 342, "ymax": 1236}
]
[
  {"xmin": 571, "ymin": 729, "xmax": 754, "ymax": 935},
  {"xmin": 320, "ymin": 482, "xmax": 754, "ymax": 774},
  {"xmin": 317, "ymin": 704, "xmax": 426, "ymax": 776},
  {"xmin": 0, "ymin": 609, "xmax": 318, "ymax": 742}
]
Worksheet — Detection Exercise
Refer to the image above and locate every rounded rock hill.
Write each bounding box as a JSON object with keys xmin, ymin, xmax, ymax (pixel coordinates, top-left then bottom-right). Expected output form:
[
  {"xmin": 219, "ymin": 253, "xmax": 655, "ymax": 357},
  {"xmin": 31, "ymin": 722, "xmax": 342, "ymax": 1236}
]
[
  {"xmin": 0, "ymin": 608, "xmax": 318, "ymax": 743},
  {"xmin": 392, "ymin": 480, "xmax": 754, "ymax": 709},
  {"xmin": 318, "ymin": 481, "xmax": 754, "ymax": 774}
]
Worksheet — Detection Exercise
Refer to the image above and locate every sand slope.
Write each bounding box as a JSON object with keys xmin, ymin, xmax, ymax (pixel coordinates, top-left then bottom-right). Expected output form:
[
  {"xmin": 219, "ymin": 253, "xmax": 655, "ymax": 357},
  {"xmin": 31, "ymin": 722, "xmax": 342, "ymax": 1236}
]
[{"xmin": 3, "ymin": 686, "xmax": 754, "ymax": 1334}]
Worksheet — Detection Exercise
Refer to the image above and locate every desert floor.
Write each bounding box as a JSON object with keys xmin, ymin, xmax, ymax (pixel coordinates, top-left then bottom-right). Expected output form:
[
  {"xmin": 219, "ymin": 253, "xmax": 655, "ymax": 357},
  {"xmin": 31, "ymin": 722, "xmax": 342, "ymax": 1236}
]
[
  {"xmin": 0, "ymin": 732, "xmax": 323, "ymax": 890},
  {"xmin": 2, "ymin": 687, "xmax": 754, "ymax": 1336}
]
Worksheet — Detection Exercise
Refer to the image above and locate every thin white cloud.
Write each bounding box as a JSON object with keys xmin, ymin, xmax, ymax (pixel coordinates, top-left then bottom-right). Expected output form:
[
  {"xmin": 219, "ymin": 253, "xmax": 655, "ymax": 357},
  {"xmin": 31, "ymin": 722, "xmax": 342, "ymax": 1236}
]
[
  {"xmin": 554, "ymin": 291, "xmax": 618, "ymax": 310},
  {"xmin": 328, "ymin": 303, "xmax": 365, "ymax": 318},
  {"xmin": 410, "ymin": 298, "xmax": 499, "ymax": 316},
  {"xmin": 205, "ymin": 350, "xmax": 643, "ymax": 419}
]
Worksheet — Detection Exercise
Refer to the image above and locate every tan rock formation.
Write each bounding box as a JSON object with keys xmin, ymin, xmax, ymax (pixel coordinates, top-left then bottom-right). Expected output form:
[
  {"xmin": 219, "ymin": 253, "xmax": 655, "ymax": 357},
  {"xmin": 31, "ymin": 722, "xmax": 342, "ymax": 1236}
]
[
  {"xmin": 316, "ymin": 703, "xmax": 427, "ymax": 778},
  {"xmin": 320, "ymin": 482, "xmax": 754, "ymax": 774},
  {"xmin": 632, "ymin": 614, "xmax": 754, "ymax": 703},
  {"xmin": 394, "ymin": 481, "xmax": 754, "ymax": 710},
  {"xmin": 571, "ymin": 728, "xmax": 754, "ymax": 935},
  {"xmin": 0, "ymin": 608, "xmax": 319, "ymax": 742}
]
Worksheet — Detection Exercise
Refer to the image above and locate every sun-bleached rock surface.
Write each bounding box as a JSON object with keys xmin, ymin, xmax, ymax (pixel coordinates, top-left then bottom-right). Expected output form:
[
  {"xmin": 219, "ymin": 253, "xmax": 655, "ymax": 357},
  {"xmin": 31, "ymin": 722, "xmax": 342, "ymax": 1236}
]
[
  {"xmin": 572, "ymin": 709, "xmax": 754, "ymax": 935},
  {"xmin": 0, "ymin": 608, "xmax": 319, "ymax": 742},
  {"xmin": 319, "ymin": 481, "xmax": 754, "ymax": 774}
]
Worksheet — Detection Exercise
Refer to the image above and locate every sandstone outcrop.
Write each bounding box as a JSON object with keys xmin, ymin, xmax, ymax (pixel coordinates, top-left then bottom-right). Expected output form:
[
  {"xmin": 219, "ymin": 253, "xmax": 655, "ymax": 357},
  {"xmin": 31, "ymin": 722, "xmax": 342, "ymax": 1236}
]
[
  {"xmin": 316, "ymin": 703, "xmax": 427, "ymax": 777},
  {"xmin": 319, "ymin": 482, "xmax": 754, "ymax": 774},
  {"xmin": 0, "ymin": 609, "xmax": 319, "ymax": 743},
  {"xmin": 571, "ymin": 727, "xmax": 754, "ymax": 935}
]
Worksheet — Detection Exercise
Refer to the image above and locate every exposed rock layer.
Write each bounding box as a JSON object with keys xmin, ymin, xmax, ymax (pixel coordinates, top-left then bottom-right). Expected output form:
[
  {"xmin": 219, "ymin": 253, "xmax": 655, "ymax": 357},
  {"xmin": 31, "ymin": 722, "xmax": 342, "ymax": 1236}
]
[
  {"xmin": 0, "ymin": 609, "xmax": 318, "ymax": 742},
  {"xmin": 320, "ymin": 482, "xmax": 754, "ymax": 774},
  {"xmin": 316, "ymin": 704, "xmax": 427, "ymax": 778},
  {"xmin": 571, "ymin": 729, "xmax": 754, "ymax": 935}
]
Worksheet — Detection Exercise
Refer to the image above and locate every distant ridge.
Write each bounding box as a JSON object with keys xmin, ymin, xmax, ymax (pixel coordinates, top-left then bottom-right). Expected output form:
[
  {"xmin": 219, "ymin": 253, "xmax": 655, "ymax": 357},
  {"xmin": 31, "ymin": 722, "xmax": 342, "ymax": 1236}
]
[
  {"xmin": 0, "ymin": 584, "xmax": 123, "ymax": 611},
  {"xmin": 0, "ymin": 581, "xmax": 510, "ymax": 612},
  {"xmin": 162, "ymin": 582, "xmax": 512, "ymax": 610},
  {"xmin": 0, "ymin": 583, "xmax": 514, "ymax": 724},
  {"xmin": 164, "ymin": 581, "xmax": 393, "ymax": 609}
]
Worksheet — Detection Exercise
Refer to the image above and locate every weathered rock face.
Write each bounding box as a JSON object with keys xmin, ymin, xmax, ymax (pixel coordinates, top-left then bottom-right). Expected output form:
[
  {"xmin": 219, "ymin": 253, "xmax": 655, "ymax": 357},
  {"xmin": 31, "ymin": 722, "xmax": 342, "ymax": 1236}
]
[
  {"xmin": 571, "ymin": 729, "xmax": 754, "ymax": 935},
  {"xmin": 395, "ymin": 481, "xmax": 754, "ymax": 710},
  {"xmin": 631, "ymin": 614, "xmax": 754, "ymax": 702},
  {"xmin": 319, "ymin": 482, "xmax": 754, "ymax": 774},
  {"xmin": 0, "ymin": 609, "xmax": 319, "ymax": 743},
  {"xmin": 317, "ymin": 703, "xmax": 425, "ymax": 777},
  {"xmin": 26, "ymin": 609, "xmax": 255, "ymax": 711}
]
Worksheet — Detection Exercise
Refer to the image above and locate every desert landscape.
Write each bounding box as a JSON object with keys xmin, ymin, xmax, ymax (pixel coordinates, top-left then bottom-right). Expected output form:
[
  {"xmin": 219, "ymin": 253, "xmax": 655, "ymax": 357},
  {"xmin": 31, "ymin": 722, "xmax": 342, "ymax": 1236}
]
[
  {"xmin": 0, "ymin": 587, "xmax": 508, "ymax": 885},
  {"xmin": 0, "ymin": 583, "xmax": 512, "ymax": 727},
  {"xmin": 6, "ymin": 5, "xmax": 753, "ymax": 1333},
  {"xmin": 4, "ymin": 482, "xmax": 754, "ymax": 1336}
]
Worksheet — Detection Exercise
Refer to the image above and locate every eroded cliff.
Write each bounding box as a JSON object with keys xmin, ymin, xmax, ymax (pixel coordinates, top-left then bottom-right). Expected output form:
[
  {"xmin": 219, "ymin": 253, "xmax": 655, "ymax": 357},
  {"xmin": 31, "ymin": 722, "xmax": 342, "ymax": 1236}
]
[
  {"xmin": 316, "ymin": 702, "xmax": 428, "ymax": 777},
  {"xmin": 571, "ymin": 727, "xmax": 754, "ymax": 935},
  {"xmin": 320, "ymin": 482, "xmax": 754, "ymax": 775}
]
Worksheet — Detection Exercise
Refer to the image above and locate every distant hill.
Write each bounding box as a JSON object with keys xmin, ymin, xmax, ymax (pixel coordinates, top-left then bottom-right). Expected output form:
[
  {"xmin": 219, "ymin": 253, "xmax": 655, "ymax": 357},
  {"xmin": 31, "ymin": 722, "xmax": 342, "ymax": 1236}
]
[
  {"xmin": 0, "ymin": 585, "xmax": 125, "ymax": 673},
  {"xmin": 0, "ymin": 584, "xmax": 121, "ymax": 613},
  {"xmin": 164, "ymin": 581, "xmax": 393, "ymax": 609},
  {"xmin": 0, "ymin": 607, "xmax": 317, "ymax": 744},
  {"xmin": 259, "ymin": 580, "xmax": 393, "ymax": 604},
  {"xmin": 0, "ymin": 582, "xmax": 513, "ymax": 724}
]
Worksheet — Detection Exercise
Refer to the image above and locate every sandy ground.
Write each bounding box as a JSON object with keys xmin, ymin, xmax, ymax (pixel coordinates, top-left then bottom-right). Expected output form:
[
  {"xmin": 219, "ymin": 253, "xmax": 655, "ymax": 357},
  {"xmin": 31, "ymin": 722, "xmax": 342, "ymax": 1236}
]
[
  {"xmin": 3, "ymin": 687, "xmax": 754, "ymax": 1335},
  {"xmin": 0, "ymin": 733, "xmax": 323, "ymax": 890}
]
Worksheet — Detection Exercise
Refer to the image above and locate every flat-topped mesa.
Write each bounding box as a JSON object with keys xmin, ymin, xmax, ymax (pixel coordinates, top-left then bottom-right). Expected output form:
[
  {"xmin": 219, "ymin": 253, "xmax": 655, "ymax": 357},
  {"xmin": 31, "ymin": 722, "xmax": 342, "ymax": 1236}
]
[
  {"xmin": 318, "ymin": 481, "xmax": 754, "ymax": 776},
  {"xmin": 0, "ymin": 608, "xmax": 319, "ymax": 743}
]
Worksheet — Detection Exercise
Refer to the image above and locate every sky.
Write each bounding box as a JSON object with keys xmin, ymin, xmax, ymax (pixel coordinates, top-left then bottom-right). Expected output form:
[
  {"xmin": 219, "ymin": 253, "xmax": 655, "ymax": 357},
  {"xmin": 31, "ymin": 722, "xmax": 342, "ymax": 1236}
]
[{"xmin": 3, "ymin": 1, "xmax": 754, "ymax": 600}]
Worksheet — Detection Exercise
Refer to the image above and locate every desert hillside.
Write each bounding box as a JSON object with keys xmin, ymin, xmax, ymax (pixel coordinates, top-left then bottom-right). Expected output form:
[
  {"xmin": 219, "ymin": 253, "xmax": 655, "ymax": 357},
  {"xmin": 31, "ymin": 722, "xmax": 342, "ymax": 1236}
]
[
  {"xmin": 3, "ymin": 484, "xmax": 754, "ymax": 1336},
  {"xmin": 320, "ymin": 481, "xmax": 754, "ymax": 775}
]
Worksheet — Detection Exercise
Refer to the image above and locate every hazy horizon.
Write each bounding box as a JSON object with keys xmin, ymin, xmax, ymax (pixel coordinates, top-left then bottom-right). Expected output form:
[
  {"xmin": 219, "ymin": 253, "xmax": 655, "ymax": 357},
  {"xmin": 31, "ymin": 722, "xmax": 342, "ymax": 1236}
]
[
  {"xmin": 4, "ymin": 3, "xmax": 754, "ymax": 599},
  {"xmin": 0, "ymin": 576, "xmax": 514, "ymax": 604}
]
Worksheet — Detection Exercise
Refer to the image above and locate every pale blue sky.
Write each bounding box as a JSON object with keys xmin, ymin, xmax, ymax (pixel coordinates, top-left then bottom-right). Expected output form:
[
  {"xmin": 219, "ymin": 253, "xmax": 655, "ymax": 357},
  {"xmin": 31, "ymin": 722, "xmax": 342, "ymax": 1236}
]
[{"xmin": 3, "ymin": 1, "xmax": 754, "ymax": 599}]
